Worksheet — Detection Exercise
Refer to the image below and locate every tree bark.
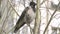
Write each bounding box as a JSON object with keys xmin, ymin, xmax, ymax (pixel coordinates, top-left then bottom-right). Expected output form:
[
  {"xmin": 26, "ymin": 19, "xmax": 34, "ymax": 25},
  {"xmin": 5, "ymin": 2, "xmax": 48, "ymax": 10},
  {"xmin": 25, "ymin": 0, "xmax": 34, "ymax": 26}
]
[{"xmin": 33, "ymin": 0, "xmax": 41, "ymax": 34}]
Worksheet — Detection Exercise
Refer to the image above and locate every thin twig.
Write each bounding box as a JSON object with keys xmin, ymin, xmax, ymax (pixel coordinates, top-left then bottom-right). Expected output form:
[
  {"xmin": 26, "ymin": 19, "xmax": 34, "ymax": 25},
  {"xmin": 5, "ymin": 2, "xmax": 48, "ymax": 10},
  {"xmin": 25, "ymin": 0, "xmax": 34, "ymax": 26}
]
[
  {"xmin": 40, "ymin": 0, "xmax": 47, "ymax": 5},
  {"xmin": 43, "ymin": 8, "xmax": 57, "ymax": 34},
  {"xmin": 0, "ymin": 1, "xmax": 12, "ymax": 34},
  {"xmin": 43, "ymin": 2, "xmax": 60, "ymax": 34},
  {"xmin": 8, "ymin": 0, "xmax": 20, "ymax": 16}
]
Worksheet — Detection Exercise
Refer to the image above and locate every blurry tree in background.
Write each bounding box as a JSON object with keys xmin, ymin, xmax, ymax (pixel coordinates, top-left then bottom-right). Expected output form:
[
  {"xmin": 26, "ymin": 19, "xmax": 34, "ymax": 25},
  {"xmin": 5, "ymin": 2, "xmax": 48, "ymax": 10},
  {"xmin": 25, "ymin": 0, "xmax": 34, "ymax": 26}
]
[{"xmin": 0, "ymin": 0, "xmax": 60, "ymax": 34}]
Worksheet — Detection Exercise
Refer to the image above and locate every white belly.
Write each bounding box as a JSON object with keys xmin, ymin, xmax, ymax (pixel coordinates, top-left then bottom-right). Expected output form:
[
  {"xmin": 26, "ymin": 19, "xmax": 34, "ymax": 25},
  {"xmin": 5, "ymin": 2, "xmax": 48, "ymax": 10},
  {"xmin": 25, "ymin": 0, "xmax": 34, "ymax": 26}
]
[
  {"xmin": 26, "ymin": 7, "xmax": 35, "ymax": 23},
  {"xmin": 27, "ymin": 7, "xmax": 35, "ymax": 19}
]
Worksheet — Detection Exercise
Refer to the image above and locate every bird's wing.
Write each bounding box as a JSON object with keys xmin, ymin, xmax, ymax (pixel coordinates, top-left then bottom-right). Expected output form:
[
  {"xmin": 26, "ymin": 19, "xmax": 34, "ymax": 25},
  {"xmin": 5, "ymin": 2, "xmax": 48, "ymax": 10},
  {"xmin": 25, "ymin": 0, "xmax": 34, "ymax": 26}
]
[{"xmin": 14, "ymin": 7, "xmax": 29, "ymax": 33}]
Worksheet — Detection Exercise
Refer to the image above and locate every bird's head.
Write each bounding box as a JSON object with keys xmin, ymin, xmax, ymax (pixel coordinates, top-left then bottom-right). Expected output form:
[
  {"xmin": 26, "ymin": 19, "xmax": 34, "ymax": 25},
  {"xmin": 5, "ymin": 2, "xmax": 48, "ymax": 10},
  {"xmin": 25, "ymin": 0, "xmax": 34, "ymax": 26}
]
[{"xmin": 30, "ymin": 1, "xmax": 36, "ymax": 8}]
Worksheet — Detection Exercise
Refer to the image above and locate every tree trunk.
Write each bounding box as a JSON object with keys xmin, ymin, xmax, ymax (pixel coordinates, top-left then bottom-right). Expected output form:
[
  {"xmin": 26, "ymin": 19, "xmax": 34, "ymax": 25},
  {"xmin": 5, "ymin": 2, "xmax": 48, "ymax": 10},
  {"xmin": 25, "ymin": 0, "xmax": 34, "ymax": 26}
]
[{"xmin": 33, "ymin": 0, "xmax": 41, "ymax": 34}]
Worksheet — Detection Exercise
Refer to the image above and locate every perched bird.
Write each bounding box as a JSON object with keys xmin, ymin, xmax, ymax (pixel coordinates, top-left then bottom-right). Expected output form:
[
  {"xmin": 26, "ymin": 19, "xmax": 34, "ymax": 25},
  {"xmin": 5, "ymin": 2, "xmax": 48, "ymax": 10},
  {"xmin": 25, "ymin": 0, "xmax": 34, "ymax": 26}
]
[{"xmin": 14, "ymin": 1, "xmax": 36, "ymax": 33}]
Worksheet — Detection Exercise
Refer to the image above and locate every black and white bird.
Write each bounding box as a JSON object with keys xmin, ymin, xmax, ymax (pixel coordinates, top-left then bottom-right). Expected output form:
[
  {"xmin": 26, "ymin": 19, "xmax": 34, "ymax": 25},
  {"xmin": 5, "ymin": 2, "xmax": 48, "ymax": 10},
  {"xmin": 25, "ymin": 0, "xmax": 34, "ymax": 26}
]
[{"xmin": 14, "ymin": 1, "xmax": 36, "ymax": 33}]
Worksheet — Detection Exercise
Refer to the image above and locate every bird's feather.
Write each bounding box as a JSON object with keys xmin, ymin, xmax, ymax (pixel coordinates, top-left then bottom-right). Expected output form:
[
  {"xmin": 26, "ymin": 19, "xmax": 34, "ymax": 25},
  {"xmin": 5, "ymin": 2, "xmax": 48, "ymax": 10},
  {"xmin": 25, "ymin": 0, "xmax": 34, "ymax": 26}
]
[
  {"xmin": 14, "ymin": 7, "xmax": 29, "ymax": 33},
  {"xmin": 14, "ymin": 1, "xmax": 36, "ymax": 33}
]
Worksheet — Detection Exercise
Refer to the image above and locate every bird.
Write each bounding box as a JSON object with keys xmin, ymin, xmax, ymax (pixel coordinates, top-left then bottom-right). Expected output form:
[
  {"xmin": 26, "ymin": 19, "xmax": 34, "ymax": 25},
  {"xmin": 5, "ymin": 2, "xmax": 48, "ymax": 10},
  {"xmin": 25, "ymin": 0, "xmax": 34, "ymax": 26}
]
[{"xmin": 14, "ymin": 1, "xmax": 36, "ymax": 33}]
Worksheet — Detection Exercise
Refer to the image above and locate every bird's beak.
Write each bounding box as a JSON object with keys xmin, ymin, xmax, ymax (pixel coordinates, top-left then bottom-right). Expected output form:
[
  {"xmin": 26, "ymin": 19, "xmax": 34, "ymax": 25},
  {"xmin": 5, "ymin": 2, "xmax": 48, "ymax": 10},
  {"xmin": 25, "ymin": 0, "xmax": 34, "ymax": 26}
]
[{"xmin": 35, "ymin": 3, "xmax": 37, "ymax": 5}]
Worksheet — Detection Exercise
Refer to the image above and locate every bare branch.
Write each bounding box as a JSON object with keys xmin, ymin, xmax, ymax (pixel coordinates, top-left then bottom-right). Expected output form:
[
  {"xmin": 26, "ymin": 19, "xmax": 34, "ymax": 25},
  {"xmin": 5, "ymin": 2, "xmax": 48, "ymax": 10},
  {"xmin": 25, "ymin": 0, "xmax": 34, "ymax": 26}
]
[
  {"xmin": 8, "ymin": 0, "xmax": 20, "ymax": 16},
  {"xmin": 33, "ymin": 0, "xmax": 41, "ymax": 34},
  {"xmin": 40, "ymin": 0, "xmax": 47, "ymax": 5},
  {"xmin": 43, "ymin": 3, "xmax": 60, "ymax": 34}
]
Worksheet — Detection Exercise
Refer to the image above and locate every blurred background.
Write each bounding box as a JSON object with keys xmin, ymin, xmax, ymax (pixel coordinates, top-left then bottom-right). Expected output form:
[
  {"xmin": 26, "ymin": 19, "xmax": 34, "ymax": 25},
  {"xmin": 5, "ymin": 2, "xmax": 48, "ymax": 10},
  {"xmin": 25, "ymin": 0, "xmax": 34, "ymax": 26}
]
[{"xmin": 0, "ymin": 0, "xmax": 60, "ymax": 34}]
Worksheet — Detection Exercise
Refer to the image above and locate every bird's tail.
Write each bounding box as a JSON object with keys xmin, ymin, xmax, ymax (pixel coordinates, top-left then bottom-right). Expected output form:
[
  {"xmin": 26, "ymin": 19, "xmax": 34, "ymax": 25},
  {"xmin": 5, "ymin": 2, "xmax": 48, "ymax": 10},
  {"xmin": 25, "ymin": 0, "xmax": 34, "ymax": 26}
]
[
  {"xmin": 14, "ymin": 27, "xmax": 19, "ymax": 33},
  {"xmin": 14, "ymin": 22, "xmax": 25, "ymax": 33}
]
